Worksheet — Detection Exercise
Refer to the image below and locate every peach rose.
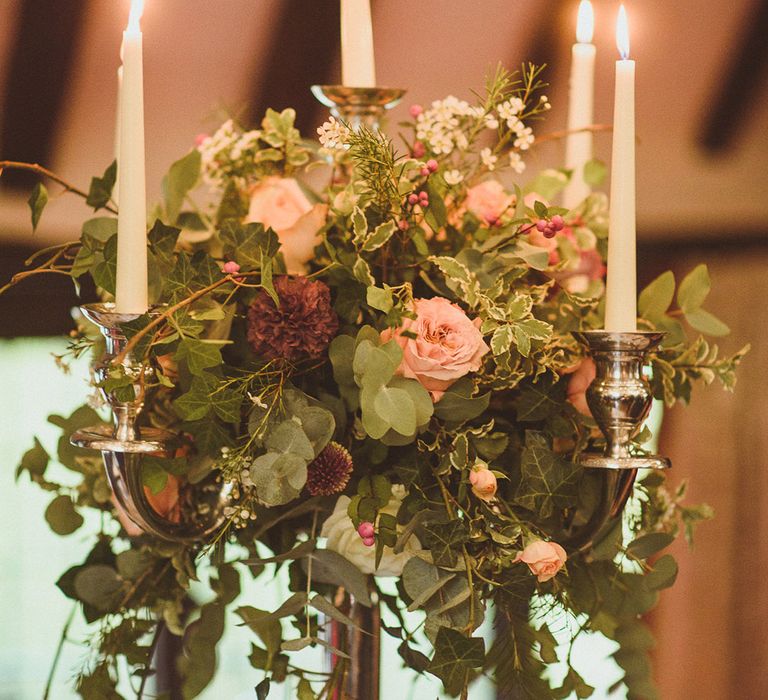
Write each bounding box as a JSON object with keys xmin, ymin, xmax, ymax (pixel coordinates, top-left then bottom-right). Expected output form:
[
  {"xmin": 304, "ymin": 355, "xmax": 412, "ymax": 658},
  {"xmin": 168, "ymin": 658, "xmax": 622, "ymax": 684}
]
[
  {"xmin": 515, "ymin": 540, "xmax": 567, "ymax": 582},
  {"xmin": 566, "ymin": 357, "xmax": 596, "ymax": 416},
  {"xmin": 113, "ymin": 475, "xmax": 182, "ymax": 537},
  {"xmin": 469, "ymin": 463, "xmax": 497, "ymax": 501},
  {"xmin": 382, "ymin": 297, "xmax": 490, "ymax": 401},
  {"xmin": 247, "ymin": 177, "xmax": 327, "ymax": 274},
  {"xmin": 557, "ymin": 249, "xmax": 606, "ymax": 294},
  {"xmin": 464, "ymin": 180, "xmax": 514, "ymax": 225}
]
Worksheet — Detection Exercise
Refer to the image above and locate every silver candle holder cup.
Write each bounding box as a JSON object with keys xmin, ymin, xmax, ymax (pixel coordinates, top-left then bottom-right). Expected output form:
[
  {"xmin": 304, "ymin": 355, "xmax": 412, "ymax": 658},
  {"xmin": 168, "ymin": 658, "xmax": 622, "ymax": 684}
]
[
  {"xmin": 70, "ymin": 303, "xmax": 228, "ymax": 542},
  {"xmin": 573, "ymin": 330, "xmax": 671, "ymax": 471},
  {"xmin": 311, "ymin": 85, "xmax": 405, "ymax": 130}
]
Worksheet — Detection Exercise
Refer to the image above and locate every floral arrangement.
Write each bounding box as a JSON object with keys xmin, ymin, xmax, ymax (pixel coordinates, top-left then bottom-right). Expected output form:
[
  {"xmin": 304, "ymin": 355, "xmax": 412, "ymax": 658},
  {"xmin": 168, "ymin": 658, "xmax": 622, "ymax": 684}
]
[{"xmin": 8, "ymin": 65, "xmax": 747, "ymax": 699}]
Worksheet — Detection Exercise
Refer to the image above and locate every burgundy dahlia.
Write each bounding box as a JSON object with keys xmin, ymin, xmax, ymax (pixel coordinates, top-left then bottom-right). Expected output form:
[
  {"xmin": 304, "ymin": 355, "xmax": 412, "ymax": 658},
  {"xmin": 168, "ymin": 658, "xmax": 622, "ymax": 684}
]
[
  {"xmin": 247, "ymin": 276, "xmax": 339, "ymax": 362},
  {"xmin": 306, "ymin": 442, "xmax": 353, "ymax": 496}
]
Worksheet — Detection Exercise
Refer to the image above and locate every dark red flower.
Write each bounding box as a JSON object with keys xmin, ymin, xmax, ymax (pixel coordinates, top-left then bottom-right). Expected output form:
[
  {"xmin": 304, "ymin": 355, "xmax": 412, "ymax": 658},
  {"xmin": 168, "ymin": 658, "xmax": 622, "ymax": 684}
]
[
  {"xmin": 247, "ymin": 276, "xmax": 338, "ymax": 362},
  {"xmin": 306, "ymin": 442, "xmax": 353, "ymax": 496}
]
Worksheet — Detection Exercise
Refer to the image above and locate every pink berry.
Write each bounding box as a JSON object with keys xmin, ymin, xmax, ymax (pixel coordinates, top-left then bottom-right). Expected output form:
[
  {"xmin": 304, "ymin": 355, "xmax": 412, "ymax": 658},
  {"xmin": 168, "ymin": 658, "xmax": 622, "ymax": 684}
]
[
  {"xmin": 222, "ymin": 261, "xmax": 241, "ymax": 274},
  {"xmin": 419, "ymin": 190, "xmax": 429, "ymax": 201},
  {"xmin": 194, "ymin": 133, "xmax": 209, "ymax": 147},
  {"xmin": 536, "ymin": 220, "xmax": 547, "ymax": 233},
  {"xmin": 409, "ymin": 104, "xmax": 424, "ymax": 118},
  {"xmin": 408, "ymin": 193, "xmax": 419, "ymax": 205},
  {"xmin": 412, "ymin": 141, "xmax": 426, "ymax": 158},
  {"xmin": 420, "ymin": 167, "xmax": 430, "ymax": 177},
  {"xmin": 362, "ymin": 536, "xmax": 376, "ymax": 547},
  {"xmin": 426, "ymin": 159, "xmax": 438, "ymax": 173},
  {"xmin": 543, "ymin": 227, "xmax": 556, "ymax": 239},
  {"xmin": 551, "ymin": 215, "xmax": 565, "ymax": 230},
  {"xmin": 357, "ymin": 521, "xmax": 375, "ymax": 539}
]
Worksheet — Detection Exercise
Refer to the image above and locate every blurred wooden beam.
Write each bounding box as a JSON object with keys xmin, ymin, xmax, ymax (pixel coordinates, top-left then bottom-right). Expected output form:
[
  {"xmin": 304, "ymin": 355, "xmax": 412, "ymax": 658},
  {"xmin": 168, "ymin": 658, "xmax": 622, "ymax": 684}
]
[
  {"xmin": 699, "ymin": 0, "xmax": 768, "ymax": 154},
  {"xmin": 248, "ymin": 0, "xmax": 341, "ymax": 135},
  {"xmin": 0, "ymin": 0, "xmax": 88, "ymax": 190}
]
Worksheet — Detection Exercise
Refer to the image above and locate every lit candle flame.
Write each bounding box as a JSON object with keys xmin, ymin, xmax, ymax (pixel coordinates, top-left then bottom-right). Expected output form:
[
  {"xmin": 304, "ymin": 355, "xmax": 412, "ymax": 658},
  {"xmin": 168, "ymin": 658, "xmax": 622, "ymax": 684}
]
[
  {"xmin": 576, "ymin": 1, "xmax": 594, "ymax": 44},
  {"xmin": 616, "ymin": 4, "xmax": 630, "ymax": 59},
  {"xmin": 127, "ymin": 0, "xmax": 145, "ymax": 34}
]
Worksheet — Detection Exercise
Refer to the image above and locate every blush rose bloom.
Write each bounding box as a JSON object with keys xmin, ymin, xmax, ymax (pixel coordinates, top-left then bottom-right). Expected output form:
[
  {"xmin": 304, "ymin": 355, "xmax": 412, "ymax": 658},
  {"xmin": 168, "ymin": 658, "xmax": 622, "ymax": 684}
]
[
  {"xmin": 515, "ymin": 540, "xmax": 567, "ymax": 582},
  {"xmin": 113, "ymin": 475, "xmax": 182, "ymax": 537},
  {"xmin": 381, "ymin": 297, "xmax": 490, "ymax": 401},
  {"xmin": 247, "ymin": 176, "xmax": 327, "ymax": 274},
  {"xmin": 321, "ymin": 485, "xmax": 422, "ymax": 577},
  {"xmin": 469, "ymin": 463, "xmax": 497, "ymax": 502},
  {"xmin": 565, "ymin": 357, "xmax": 597, "ymax": 416},
  {"xmin": 464, "ymin": 180, "xmax": 514, "ymax": 225}
]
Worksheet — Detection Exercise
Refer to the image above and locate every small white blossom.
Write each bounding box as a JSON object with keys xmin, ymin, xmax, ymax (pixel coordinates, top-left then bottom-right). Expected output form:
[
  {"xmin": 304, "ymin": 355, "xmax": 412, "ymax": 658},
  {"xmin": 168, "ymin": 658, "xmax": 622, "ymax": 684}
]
[
  {"xmin": 317, "ymin": 116, "xmax": 350, "ymax": 151},
  {"xmin": 497, "ymin": 97, "xmax": 525, "ymax": 125},
  {"xmin": 480, "ymin": 147, "xmax": 498, "ymax": 171},
  {"xmin": 508, "ymin": 151, "xmax": 526, "ymax": 174},
  {"xmin": 444, "ymin": 169, "xmax": 464, "ymax": 185},
  {"xmin": 484, "ymin": 113, "xmax": 499, "ymax": 130},
  {"xmin": 513, "ymin": 126, "xmax": 535, "ymax": 151}
]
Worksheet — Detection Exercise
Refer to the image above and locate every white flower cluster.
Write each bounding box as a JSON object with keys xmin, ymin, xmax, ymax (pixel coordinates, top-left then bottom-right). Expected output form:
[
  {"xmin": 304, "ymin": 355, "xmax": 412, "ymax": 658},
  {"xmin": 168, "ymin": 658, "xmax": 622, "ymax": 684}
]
[
  {"xmin": 415, "ymin": 96, "xmax": 484, "ymax": 155},
  {"xmin": 317, "ymin": 116, "xmax": 350, "ymax": 151},
  {"xmin": 197, "ymin": 119, "xmax": 262, "ymax": 187},
  {"xmin": 496, "ymin": 96, "xmax": 535, "ymax": 151}
]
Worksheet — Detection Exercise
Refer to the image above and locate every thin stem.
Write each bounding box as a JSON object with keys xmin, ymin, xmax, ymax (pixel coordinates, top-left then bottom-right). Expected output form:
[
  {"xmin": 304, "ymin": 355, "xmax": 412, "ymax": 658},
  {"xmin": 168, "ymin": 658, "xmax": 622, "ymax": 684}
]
[
  {"xmin": 532, "ymin": 123, "xmax": 613, "ymax": 147},
  {"xmin": 0, "ymin": 160, "xmax": 118, "ymax": 214},
  {"xmin": 43, "ymin": 603, "xmax": 77, "ymax": 700},
  {"xmin": 112, "ymin": 274, "xmax": 243, "ymax": 365}
]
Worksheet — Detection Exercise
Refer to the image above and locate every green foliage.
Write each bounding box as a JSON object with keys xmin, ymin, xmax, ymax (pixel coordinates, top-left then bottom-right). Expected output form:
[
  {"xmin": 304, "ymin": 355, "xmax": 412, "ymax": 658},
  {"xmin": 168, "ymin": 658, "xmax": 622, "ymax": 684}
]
[
  {"xmin": 86, "ymin": 160, "xmax": 117, "ymax": 210},
  {"xmin": 27, "ymin": 181, "xmax": 48, "ymax": 231},
  {"xmin": 7, "ymin": 67, "xmax": 745, "ymax": 700}
]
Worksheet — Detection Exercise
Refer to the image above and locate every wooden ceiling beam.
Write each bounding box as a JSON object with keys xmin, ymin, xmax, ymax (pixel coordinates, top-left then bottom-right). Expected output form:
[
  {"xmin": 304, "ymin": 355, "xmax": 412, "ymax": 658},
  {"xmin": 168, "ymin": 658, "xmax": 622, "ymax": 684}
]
[
  {"xmin": 0, "ymin": 0, "xmax": 88, "ymax": 190},
  {"xmin": 247, "ymin": 0, "xmax": 341, "ymax": 136},
  {"xmin": 699, "ymin": 0, "xmax": 768, "ymax": 154}
]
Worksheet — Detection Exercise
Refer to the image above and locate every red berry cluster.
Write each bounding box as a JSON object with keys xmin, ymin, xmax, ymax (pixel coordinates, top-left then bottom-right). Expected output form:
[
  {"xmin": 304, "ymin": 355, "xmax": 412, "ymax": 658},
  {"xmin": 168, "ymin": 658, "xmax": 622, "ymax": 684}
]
[{"xmin": 535, "ymin": 214, "xmax": 565, "ymax": 239}]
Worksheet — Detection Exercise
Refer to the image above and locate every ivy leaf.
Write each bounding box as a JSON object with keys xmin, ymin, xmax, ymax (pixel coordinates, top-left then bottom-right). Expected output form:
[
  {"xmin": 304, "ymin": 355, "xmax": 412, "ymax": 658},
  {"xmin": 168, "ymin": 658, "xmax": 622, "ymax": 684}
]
[
  {"xmin": 426, "ymin": 627, "xmax": 485, "ymax": 696},
  {"xmin": 174, "ymin": 338, "xmax": 223, "ymax": 376},
  {"xmin": 220, "ymin": 221, "xmax": 279, "ymax": 268},
  {"xmin": 516, "ymin": 433, "xmax": 579, "ymax": 517},
  {"xmin": 638, "ymin": 270, "xmax": 675, "ymax": 321},
  {"xmin": 148, "ymin": 218, "xmax": 181, "ymax": 266},
  {"xmin": 423, "ymin": 520, "xmax": 469, "ymax": 568},
  {"xmin": 676, "ymin": 264, "xmax": 710, "ymax": 314},
  {"xmin": 74, "ymin": 565, "xmax": 125, "ymax": 611},
  {"xmin": 28, "ymin": 182, "xmax": 48, "ymax": 231},
  {"xmin": 86, "ymin": 160, "xmax": 117, "ymax": 210},
  {"xmin": 514, "ymin": 376, "xmax": 566, "ymax": 422},
  {"xmin": 163, "ymin": 149, "xmax": 201, "ymax": 224},
  {"xmin": 82, "ymin": 217, "xmax": 118, "ymax": 244},
  {"xmin": 91, "ymin": 234, "xmax": 118, "ymax": 295},
  {"xmin": 45, "ymin": 495, "xmax": 84, "ymax": 535},
  {"xmin": 433, "ymin": 378, "xmax": 490, "ymax": 423}
]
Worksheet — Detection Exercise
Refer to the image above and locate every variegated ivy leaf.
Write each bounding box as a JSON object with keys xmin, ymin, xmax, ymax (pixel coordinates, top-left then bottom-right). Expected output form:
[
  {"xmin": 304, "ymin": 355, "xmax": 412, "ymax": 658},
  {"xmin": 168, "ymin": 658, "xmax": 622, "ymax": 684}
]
[
  {"xmin": 351, "ymin": 206, "xmax": 368, "ymax": 245},
  {"xmin": 362, "ymin": 219, "xmax": 397, "ymax": 252}
]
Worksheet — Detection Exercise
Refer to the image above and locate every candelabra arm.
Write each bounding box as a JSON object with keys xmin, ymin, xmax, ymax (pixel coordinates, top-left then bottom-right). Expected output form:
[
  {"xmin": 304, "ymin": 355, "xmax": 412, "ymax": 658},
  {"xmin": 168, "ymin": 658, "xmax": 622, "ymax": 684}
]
[{"xmin": 70, "ymin": 303, "xmax": 229, "ymax": 543}]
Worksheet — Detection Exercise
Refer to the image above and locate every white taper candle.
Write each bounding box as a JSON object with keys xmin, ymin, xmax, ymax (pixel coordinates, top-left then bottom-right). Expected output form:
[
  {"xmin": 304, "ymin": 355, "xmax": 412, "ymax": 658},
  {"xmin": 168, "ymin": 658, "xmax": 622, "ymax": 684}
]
[
  {"xmin": 604, "ymin": 4, "xmax": 637, "ymax": 332},
  {"xmin": 114, "ymin": 0, "xmax": 148, "ymax": 314},
  {"xmin": 562, "ymin": 0, "xmax": 596, "ymax": 209},
  {"xmin": 340, "ymin": 0, "xmax": 376, "ymax": 87}
]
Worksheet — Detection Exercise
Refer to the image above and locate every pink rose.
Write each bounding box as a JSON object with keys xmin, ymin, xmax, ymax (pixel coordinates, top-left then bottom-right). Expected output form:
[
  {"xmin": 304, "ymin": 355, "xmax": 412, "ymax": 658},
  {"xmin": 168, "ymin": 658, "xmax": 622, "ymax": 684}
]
[
  {"xmin": 382, "ymin": 297, "xmax": 489, "ymax": 401},
  {"xmin": 113, "ymin": 475, "xmax": 182, "ymax": 537},
  {"xmin": 515, "ymin": 540, "xmax": 567, "ymax": 582},
  {"xmin": 464, "ymin": 181, "xmax": 514, "ymax": 225},
  {"xmin": 247, "ymin": 177, "xmax": 327, "ymax": 274},
  {"xmin": 469, "ymin": 464, "xmax": 497, "ymax": 501},
  {"xmin": 566, "ymin": 357, "xmax": 596, "ymax": 416}
]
